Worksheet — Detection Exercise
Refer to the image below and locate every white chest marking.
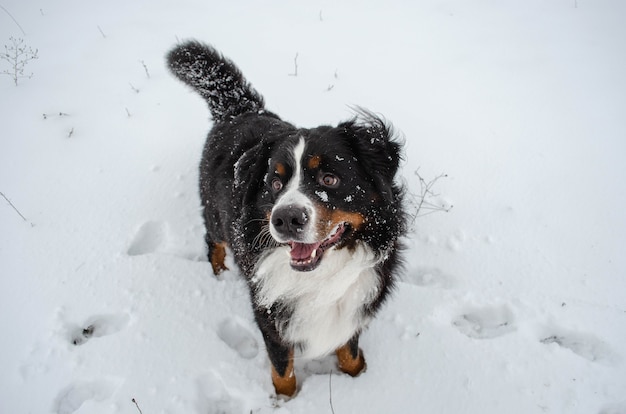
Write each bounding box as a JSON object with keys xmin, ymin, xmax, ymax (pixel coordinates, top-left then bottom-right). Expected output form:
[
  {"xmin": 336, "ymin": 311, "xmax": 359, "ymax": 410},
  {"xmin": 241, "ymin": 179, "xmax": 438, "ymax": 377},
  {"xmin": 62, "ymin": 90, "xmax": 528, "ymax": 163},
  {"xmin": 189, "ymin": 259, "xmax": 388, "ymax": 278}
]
[{"xmin": 254, "ymin": 243, "xmax": 381, "ymax": 358}]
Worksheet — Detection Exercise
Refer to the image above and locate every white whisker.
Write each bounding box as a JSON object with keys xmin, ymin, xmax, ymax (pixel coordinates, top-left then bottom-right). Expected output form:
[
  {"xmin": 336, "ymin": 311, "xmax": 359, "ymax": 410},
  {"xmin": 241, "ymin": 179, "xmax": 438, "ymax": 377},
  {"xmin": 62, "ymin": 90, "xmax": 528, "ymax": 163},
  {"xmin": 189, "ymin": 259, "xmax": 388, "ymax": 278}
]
[{"xmin": 252, "ymin": 223, "xmax": 279, "ymax": 250}]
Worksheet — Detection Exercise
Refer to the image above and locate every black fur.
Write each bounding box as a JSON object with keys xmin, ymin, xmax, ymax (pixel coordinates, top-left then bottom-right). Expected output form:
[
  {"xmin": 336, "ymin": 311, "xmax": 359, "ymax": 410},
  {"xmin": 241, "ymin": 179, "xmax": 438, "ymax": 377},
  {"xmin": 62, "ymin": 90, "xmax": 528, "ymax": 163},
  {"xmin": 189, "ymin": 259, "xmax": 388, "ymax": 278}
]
[
  {"xmin": 168, "ymin": 40, "xmax": 265, "ymax": 121},
  {"xmin": 167, "ymin": 41, "xmax": 406, "ymax": 393}
]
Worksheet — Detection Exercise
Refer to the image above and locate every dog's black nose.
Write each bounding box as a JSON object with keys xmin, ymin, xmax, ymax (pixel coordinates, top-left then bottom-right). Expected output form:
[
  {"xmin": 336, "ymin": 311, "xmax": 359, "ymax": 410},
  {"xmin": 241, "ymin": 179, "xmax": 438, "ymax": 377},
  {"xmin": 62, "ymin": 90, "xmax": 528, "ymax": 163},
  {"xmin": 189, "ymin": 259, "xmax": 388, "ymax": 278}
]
[{"xmin": 271, "ymin": 206, "xmax": 309, "ymax": 238}]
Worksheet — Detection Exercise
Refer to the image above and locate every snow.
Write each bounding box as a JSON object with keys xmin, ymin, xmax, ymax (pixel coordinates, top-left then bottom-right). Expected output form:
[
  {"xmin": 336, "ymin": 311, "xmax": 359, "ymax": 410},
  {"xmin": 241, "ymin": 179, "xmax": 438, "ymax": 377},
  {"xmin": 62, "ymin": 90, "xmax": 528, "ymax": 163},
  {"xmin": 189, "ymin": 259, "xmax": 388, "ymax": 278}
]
[
  {"xmin": 1, "ymin": 1, "xmax": 625, "ymax": 413},
  {"xmin": 315, "ymin": 190, "xmax": 329, "ymax": 202}
]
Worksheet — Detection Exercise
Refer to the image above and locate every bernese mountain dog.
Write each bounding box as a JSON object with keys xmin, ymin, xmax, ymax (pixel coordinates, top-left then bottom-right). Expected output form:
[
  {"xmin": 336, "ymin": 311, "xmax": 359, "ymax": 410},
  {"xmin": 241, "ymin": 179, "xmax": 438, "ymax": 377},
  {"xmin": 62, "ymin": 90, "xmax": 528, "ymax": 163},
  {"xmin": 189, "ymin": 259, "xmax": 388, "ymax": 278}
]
[{"xmin": 167, "ymin": 41, "xmax": 406, "ymax": 397}]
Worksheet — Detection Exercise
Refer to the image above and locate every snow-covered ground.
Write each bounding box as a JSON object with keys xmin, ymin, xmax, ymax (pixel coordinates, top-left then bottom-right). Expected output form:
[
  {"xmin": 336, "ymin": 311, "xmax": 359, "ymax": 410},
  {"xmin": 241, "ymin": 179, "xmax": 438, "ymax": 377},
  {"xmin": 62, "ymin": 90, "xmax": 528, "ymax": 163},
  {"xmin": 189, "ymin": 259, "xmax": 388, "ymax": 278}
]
[{"xmin": 1, "ymin": 1, "xmax": 625, "ymax": 413}]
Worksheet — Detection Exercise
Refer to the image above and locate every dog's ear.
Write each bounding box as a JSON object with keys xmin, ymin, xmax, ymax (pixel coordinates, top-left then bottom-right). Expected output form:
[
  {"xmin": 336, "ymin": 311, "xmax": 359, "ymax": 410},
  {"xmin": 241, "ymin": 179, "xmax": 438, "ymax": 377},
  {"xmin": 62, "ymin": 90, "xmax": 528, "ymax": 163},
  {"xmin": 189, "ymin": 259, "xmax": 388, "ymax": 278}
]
[
  {"xmin": 340, "ymin": 110, "xmax": 403, "ymax": 203},
  {"xmin": 235, "ymin": 139, "xmax": 274, "ymax": 206}
]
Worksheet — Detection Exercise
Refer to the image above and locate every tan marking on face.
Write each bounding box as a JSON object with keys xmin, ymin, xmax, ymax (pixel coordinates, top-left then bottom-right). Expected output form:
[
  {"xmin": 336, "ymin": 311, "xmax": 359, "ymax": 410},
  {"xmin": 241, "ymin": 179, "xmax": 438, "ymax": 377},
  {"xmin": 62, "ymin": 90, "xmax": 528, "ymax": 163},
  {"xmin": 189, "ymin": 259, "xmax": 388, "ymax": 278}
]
[
  {"xmin": 331, "ymin": 210, "xmax": 365, "ymax": 229},
  {"xmin": 336, "ymin": 343, "xmax": 366, "ymax": 377},
  {"xmin": 271, "ymin": 348, "xmax": 296, "ymax": 397},
  {"xmin": 275, "ymin": 162, "xmax": 286, "ymax": 176},
  {"xmin": 314, "ymin": 206, "xmax": 365, "ymax": 240},
  {"xmin": 308, "ymin": 155, "xmax": 321, "ymax": 169}
]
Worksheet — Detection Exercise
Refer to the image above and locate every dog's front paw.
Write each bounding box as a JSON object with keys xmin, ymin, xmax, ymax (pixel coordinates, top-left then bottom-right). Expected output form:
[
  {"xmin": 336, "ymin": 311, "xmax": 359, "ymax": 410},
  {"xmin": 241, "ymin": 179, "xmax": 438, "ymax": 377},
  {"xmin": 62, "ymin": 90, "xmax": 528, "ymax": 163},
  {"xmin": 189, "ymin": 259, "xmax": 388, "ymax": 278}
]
[
  {"xmin": 272, "ymin": 370, "xmax": 297, "ymax": 398},
  {"xmin": 271, "ymin": 352, "xmax": 297, "ymax": 398}
]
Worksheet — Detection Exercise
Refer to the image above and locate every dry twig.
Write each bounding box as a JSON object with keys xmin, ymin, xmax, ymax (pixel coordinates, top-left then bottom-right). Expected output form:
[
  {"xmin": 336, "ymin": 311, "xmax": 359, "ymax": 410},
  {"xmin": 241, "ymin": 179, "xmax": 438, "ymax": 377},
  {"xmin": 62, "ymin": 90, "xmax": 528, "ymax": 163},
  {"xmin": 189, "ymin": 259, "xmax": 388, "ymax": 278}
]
[
  {"xmin": 288, "ymin": 53, "xmax": 299, "ymax": 76},
  {"xmin": 132, "ymin": 398, "xmax": 143, "ymax": 414},
  {"xmin": 1, "ymin": 191, "xmax": 33, "ymax": 226},
  {"xmin": 329, "ymin": 371, "xmax": 336, "ymax": 414},
  {"xmin": 411, "ymin": 169, "xmax": 453, "ymax": 221}
]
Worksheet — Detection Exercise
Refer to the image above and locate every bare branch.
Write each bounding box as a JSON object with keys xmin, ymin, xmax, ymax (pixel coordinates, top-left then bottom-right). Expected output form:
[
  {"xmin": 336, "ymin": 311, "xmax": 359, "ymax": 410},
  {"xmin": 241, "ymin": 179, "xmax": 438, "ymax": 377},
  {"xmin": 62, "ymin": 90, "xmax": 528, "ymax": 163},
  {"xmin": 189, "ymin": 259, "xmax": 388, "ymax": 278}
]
[
  {"xmin": 0, "ymin": 5, "xmax": 26, "ymax": 35},
  {"xmin": 1, "ymin": 37, "xmax": 38, "ymax": 85},
  {"xmin": 43, "ymin": 112, "xmax": 70, "ymax": 120},
  {"xmin": 1, "ymin": 191, "xmax": 34, "ymax": 226},
  {"xmin": 132, "ymin": 398, "xmax": 143, "ymax": 414},
  {"xmin": 140, "ymin": 60, "xmax": 150, "ymax": 78},
  {"xmin": 329, "ymin": 371, "xmax": 336, "ymax": 414},
  {"xmin": 410, "ymin": 169, "xmax": 453, "ymax": 223}
]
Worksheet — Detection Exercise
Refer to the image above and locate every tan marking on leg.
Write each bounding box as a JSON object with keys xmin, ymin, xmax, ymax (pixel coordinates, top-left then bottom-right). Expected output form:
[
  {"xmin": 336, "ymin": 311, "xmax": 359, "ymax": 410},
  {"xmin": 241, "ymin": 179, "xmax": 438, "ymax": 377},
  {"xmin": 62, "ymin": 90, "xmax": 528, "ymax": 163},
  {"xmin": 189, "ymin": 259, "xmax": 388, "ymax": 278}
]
[
  {"xmin": 271, "ymin": 349, "xmax": 297, "ymax": 397},
  {"xmin": 336, "ymin": 344, "xmax": 366, "ymax": 377},
  {"xmin": 210, "ymin": 242, "xmax": 228, "ymax": 275},
  {"xmin": 308, "ymin": 155, "xmax": 321, "ymax": 169}
]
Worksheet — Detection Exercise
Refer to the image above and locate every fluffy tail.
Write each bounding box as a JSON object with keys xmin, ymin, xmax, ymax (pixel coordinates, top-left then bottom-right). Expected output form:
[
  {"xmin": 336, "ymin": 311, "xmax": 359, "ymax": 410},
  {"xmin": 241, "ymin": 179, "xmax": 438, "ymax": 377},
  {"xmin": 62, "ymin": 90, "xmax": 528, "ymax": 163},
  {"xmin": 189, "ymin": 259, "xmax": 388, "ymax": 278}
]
[{"xmin": 166, "ymin": 41, "xmax": 265, "ymax": 121}]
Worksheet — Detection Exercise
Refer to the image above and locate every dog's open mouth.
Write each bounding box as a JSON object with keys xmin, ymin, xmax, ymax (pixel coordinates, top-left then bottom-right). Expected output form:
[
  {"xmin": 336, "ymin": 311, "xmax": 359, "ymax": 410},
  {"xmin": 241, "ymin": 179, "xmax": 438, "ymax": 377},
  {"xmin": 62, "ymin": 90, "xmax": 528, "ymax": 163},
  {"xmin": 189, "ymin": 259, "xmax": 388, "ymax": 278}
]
[{"xmin": 287, "ymin": 223, "xmax": 346, "ymax": 271}]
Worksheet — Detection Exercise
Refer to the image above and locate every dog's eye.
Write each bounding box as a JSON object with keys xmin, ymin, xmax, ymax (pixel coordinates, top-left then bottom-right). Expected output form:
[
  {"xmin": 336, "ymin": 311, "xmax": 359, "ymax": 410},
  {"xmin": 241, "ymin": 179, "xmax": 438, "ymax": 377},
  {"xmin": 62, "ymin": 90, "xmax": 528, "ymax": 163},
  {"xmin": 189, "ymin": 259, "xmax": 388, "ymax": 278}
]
[
  {"xmin": 319, "ymin": 173, "xmax": 340, "ymax": 188},
  {"xmin": 271, "ymin": 178, "xmax": 283, "ymax": 192}
]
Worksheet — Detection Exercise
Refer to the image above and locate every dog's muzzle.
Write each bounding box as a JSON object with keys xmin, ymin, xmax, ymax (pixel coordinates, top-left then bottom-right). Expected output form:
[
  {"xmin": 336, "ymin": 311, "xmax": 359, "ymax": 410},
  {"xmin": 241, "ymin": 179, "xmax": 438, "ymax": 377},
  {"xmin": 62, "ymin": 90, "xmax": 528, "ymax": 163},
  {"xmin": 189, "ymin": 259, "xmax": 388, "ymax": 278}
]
[{"xmin": 270, "ymin": 205, "xmax": 346, "ymax": 272}]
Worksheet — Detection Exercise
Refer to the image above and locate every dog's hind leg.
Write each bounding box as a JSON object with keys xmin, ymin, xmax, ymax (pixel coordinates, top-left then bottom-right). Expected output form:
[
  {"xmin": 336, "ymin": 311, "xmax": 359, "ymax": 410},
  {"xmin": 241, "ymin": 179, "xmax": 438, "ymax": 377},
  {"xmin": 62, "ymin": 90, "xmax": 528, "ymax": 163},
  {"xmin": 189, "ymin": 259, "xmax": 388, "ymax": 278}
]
[
  {"xmin": 336, "ymin": 334, "xmax": 366, "ymax": 377},
  {"xmin": 207, "ymin": 240, "xmax": 229, "ymax": 275}
]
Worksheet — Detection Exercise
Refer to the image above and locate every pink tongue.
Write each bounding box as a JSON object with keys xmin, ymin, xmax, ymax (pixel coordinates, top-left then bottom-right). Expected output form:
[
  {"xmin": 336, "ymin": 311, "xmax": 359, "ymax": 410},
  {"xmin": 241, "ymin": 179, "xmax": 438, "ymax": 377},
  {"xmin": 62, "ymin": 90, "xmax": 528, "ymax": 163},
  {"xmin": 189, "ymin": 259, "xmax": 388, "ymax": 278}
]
[{"xmin": 290, "ymin": 242, "xmax": 320, "ymax": 261}]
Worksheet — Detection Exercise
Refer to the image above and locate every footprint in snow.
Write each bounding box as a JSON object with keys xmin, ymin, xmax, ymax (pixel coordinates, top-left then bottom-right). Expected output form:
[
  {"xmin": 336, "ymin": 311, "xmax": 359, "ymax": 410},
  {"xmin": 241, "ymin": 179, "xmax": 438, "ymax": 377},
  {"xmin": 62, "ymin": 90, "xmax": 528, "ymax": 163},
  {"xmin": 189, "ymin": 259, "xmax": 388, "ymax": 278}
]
[
  {"xmin": 55, "ymin": 379, "xmax": 120, "ymax": 414},
  {"xmin": 127, "ymin": 221, "xmax": 167, "ymax": 256},
  {"xmin": 539, "ymin": 327, "xmax": 617, "ymax": 364},
  {"xmin": 196, "ymin": 371, "xmax": 245, "ymax": 414},
  {"xmin": 446, "ymin": 229, "xmax": 466, "ymax": 252},
  {"xmin": 127, "ymin": 221, "xmax": 207, "ymax": 261},
  {"xmin": 70, "ymin": 313, "xmax": 130, "ymax": 346},
  {"xmin": 453, "ymin": 305, "xmax": 516, "ymax": 339},
  {"xmin": 403, "ymin": 266, "xmax": 455, "ymax": 289},
  {"xmin": 598, "ymin": 401, "xmax": 626, "ymax": 414},
  {"xmin": 217, "ymin": 317, "xmax": 259, "ymax": 359}
]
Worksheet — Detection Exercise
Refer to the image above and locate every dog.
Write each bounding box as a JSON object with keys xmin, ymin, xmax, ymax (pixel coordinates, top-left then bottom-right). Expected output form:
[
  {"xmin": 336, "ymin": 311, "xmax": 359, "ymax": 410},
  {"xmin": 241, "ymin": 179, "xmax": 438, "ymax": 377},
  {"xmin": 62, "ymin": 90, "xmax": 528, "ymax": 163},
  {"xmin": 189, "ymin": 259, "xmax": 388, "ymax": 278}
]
[{"xmin": 167, "ymin": 41, "xmax": 406, "ymax": 397}]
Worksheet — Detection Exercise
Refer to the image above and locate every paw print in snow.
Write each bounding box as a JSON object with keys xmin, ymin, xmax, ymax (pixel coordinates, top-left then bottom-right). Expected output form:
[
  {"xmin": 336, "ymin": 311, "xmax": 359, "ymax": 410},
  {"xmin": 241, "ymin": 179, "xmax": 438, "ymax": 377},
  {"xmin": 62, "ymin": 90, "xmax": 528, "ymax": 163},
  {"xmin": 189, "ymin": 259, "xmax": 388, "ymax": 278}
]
[
  {"xmin": 127, "ymin": 221, "xmax": 167, "ymax": 256},
  {"xmin": 216, "ymin": 317, "xmax": 259, "ymax": 359},
  {"xmin": 453, "ymin": 305, "xmax": 516, "ymax": 339},
  {"xmin": 70, "ymin": 313, "xmax": 130, "ymax": 346},
  {"xmin": 55, "ymin": 379, "xmax": 121, "ymax": 414},
  {"xmin": 540, "ymin": 327, "xmax": 618, "ymax": 364}
]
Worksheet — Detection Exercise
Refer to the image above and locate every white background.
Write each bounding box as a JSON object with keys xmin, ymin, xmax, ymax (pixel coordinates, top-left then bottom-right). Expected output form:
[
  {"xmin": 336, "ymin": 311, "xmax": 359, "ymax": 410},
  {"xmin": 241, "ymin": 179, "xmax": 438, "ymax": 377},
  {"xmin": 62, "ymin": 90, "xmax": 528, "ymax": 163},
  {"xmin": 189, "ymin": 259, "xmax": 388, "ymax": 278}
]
[{"xmin": 1, "ymin": 1, "xmax": 625, "ymax": 413}]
